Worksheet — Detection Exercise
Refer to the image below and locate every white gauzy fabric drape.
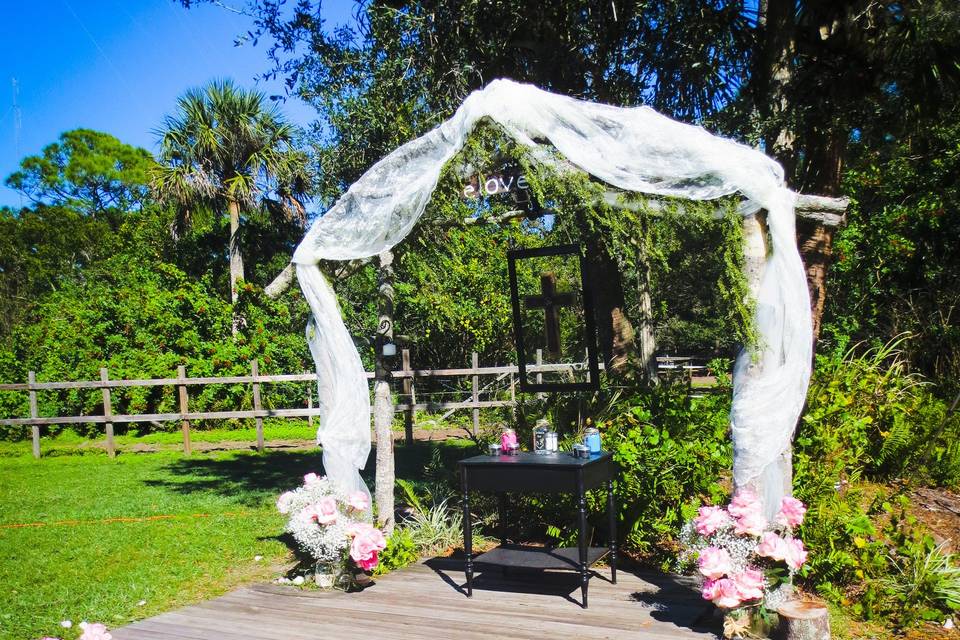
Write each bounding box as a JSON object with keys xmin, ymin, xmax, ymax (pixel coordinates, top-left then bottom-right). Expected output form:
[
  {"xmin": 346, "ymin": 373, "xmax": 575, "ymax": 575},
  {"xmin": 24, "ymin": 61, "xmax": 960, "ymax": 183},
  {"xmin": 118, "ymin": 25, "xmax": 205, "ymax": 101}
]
[{"xmin": 292, "ymin": 79, "xmax": 812, "ymax": 507}]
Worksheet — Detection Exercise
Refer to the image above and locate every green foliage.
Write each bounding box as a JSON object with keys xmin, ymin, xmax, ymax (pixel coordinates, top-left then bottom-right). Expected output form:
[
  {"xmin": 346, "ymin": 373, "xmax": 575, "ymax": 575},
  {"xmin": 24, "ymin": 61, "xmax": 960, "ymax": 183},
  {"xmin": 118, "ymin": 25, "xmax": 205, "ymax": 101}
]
[
  {"xmin": 5, "ymin": 128, "xmax": 154, "ymax": 217},
  {"xmin": 600, "ymin": 386, "xmax": 731, "ymax": 563},
  {"xmin": 0, "ymin": 226, "xmax": 311, "ymax": 439},
  {"xmin": 796, "ymin": 337, "xmax": 958, "ymax": 487},
  {"xmin": 798, "ymin": 490, "xmax": 958, "ymax": 628},
  {"xmin": 794, "ymin": 341, "xmax": 960, "ymax": 628},
  {"xmin": 825, "ymin": 118, "xmax": 960, "ymax": 386},
  {"xmin": 372, "ymin": 526, "xmax": 419, "ymax": 576}
]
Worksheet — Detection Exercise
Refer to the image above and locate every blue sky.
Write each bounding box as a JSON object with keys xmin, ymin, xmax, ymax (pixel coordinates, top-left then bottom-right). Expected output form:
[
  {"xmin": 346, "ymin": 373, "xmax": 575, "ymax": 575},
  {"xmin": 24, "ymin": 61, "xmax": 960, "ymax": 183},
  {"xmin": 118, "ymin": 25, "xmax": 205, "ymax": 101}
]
[{"xmin": 0, "ymin": 0, "xmax": 354, "ymax": 208}]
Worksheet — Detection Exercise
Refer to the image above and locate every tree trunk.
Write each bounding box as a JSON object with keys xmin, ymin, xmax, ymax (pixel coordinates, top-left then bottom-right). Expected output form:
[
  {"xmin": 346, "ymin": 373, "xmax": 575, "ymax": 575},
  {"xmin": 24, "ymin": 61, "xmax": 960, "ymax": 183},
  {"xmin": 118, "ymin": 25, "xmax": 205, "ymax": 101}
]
[
  {"xmin": 635, "ymin": 225, "xmax": 658, "ymax": 383},
  {"xmin": 580, "ymin": 216, "xmax": 636, "ymax": 375},
  {"xmin": 373, "ymin": 250, "xmax": 396, "ymax": 536},
  {"xmin": 228, "ymin": 198, "xmax": 245, "ymax": 336},
  {"xmin": 797, "ymin": 133, "xmax": 845, "ymax": 341},
  {"xmin": 757, "ymin": 0, "xmax": 846, "ymax": 344}
]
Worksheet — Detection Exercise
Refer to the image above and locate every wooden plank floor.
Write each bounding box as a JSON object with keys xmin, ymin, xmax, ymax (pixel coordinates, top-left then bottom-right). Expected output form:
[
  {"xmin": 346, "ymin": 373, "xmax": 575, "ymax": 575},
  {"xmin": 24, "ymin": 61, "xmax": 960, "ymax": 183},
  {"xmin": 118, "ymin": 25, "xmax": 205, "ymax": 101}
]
[{"xmin": 112, "ymin": 558, "xmax": 720, "ymax": 640}]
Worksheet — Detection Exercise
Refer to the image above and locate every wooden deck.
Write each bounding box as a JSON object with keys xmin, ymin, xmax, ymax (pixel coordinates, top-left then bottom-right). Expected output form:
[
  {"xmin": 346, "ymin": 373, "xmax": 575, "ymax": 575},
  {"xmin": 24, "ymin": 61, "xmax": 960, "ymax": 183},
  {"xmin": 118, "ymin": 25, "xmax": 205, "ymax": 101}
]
[{"xmin": 112, "ymin": 558, "xmax": 720, "ymax": 639}]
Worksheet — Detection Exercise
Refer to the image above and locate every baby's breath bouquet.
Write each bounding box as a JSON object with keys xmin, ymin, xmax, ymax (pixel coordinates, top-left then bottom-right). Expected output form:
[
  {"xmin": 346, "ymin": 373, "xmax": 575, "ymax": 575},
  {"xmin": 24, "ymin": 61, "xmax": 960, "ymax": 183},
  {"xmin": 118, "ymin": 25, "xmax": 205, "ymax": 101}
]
[
  {"xmin": 276, "ymin": 473, "xmax": 386, "ymax": 581},
  {"xmin": 679, "ymin": 490, "xmax": 809, "ymax": 638}
]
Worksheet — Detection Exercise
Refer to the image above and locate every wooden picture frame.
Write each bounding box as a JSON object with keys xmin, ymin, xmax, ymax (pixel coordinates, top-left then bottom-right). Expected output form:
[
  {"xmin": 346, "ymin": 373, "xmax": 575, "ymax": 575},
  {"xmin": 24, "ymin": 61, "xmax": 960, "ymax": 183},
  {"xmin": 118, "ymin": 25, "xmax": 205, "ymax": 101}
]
[{"xmin": 507, "ymin": 243, "xmax": 600, "ymax": 393}]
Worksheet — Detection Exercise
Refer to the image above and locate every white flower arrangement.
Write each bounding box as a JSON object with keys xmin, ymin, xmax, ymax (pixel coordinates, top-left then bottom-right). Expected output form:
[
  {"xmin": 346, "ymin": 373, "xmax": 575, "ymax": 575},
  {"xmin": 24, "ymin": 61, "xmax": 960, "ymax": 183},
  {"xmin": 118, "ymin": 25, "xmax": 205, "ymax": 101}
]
[{"xmin": 277, "ymin": 473, "xmax": 386, "ymax": 574}]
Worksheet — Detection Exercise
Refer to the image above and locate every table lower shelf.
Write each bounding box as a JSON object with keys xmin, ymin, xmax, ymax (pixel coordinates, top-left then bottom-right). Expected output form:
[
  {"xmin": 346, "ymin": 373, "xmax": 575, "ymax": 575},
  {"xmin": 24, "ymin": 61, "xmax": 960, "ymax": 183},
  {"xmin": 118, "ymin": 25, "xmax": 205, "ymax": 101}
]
[{"xmin": 473, "ymin": 545, "xmax": 609, "ymax": 571}]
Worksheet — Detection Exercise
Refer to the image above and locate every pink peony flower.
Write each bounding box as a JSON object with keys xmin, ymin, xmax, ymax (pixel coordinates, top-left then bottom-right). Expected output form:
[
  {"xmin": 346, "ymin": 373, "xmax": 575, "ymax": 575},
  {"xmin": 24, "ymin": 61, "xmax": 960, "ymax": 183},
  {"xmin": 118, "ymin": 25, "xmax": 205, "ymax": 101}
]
[
  {"xmin": 303, "ymin": 472, "xmax": 321, "ymax": 485},
  {"xmin": 276, "ymin": 491, "xmax": 295, "ymax": 514},
  {"xmin": 732, "ymin": 568, "xmax": 765, "ymax": 601},
  {"xmin": 694, "ymin": 506, "xmax": 730, "ymax": 536},
  {"xmin": 783, "ymin": 537, "xmax": 808, "ymax": 570},
  {"xmin": 78, "ymin": 622, "xmax": 113, "ymax": 640},
  {"xmin": 776, "ymin": 496, "xmax": 807, "ymax": 528},
  {"xmin": 697, "ymin": 546, "xmax": 733, "ymax": 580},
  {"xmin": 346, "ymin": 490, "xmax": 370, "ymax": 512},
  {"xmin": 727, "ymin": 490, "xmax": 763, "ymax": 519},
  {"xmin": 350, "ymin": 524, "xmax": 387, "ymax": 571},
  {"xmin": 712, "ymin": 577, "xmax": 742, "ymax": 609},
  {"xmin": 356, "ymin": 550, "xmax": 379, "ymax": 571},
  {"xmin": 311, "ymin": 496, "xmax": 338, "ymax": 525},
  {"xmin": 733, "ymin": 510, "xmax": 768, "ymax": 537},
  {"xmin": 756, "ymin": 531, "xmax": 787, "ymax": 561},
  {"xmin": 701, "ymin": 578, "xmax": 720, "ymax": 602}
]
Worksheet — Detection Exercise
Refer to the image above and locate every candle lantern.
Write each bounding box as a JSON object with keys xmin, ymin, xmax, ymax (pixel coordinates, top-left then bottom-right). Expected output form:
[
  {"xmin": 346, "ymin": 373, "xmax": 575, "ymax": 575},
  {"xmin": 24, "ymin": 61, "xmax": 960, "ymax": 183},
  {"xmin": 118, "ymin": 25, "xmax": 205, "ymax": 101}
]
[
  {"xmin": 584, "ymin": 427, "xmax": 601, "ymax": 454},
  {"xmin": 533, "ymin": 420, "xmax": 550, "ymax": 455}
]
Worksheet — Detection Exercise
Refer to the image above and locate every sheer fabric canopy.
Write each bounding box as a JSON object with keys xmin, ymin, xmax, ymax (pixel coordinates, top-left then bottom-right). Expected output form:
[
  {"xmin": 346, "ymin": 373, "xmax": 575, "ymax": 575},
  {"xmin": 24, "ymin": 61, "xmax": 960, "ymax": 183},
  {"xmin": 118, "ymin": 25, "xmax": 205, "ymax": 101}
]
[{"xmin": 292, "ymin": 79, "xmax": 812, "ymax": 511}]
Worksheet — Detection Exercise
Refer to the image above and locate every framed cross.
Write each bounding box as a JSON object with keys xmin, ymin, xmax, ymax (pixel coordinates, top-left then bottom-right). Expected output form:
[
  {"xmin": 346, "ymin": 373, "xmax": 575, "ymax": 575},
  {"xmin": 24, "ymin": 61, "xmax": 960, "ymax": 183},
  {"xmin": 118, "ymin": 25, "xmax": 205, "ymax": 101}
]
[
  {"xmin": 524, "ymin": 273, "xmax": 575, "ymax": 357},
  {"xmin": 507, "ymin": 243, "xmax": 600, "ymax": 393}
]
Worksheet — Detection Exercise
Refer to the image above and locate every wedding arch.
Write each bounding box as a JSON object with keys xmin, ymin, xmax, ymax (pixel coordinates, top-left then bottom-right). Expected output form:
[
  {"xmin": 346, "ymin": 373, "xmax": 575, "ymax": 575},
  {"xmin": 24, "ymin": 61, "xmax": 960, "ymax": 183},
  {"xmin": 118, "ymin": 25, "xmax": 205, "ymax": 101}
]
[{"xmin": 291, "ymin": 79, "xmax": 813, "ymax": 516}]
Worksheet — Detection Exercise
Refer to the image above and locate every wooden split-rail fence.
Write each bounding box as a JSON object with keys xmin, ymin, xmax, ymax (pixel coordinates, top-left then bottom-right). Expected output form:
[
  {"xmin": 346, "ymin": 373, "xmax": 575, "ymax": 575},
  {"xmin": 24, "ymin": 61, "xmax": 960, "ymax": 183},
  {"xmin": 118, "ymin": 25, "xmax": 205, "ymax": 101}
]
[{"xmin": 0, "ymin": 349, "xmax": 608, "ymax": 459}]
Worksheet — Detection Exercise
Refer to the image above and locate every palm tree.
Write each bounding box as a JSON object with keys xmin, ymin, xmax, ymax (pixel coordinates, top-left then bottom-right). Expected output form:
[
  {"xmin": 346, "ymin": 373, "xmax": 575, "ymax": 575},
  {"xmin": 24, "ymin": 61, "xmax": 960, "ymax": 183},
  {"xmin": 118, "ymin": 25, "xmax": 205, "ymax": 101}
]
[{"xmin": 152, "ymin": 79, "xmax": 310, "ymax": 311}]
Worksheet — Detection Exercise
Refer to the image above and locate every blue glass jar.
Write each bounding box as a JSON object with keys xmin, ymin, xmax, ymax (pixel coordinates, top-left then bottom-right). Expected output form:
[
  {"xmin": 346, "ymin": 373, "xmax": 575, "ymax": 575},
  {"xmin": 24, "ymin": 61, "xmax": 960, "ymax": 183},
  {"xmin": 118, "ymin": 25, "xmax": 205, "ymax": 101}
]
[{"xmin": 584, "ymin": 427, "xmax": 601, "ymax": 454}]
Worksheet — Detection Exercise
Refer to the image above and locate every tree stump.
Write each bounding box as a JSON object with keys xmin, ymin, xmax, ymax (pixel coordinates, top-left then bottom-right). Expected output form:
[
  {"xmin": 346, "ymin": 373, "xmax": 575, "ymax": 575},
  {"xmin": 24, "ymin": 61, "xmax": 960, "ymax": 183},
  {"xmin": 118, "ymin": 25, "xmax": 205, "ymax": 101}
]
[{"xmin": 773, "ymin": 600, "xmax": 831, "ymax": 640}]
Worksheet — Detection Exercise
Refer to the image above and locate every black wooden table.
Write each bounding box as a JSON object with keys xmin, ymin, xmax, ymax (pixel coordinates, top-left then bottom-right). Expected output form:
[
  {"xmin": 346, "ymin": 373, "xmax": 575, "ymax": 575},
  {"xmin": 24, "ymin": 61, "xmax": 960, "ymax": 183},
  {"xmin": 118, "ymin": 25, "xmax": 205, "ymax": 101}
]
[{"xmin": 458, "ymin": 451, "xmax": 617, "ymax": 608}]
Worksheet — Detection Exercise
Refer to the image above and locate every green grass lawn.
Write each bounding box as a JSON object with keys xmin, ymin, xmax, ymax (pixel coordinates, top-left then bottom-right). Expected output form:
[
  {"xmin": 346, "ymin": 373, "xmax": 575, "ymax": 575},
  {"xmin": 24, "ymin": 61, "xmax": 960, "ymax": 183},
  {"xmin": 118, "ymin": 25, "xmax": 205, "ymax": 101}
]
[{"xmin": 0, "ymin": 439, "xmax": 476, "ymax": 640}]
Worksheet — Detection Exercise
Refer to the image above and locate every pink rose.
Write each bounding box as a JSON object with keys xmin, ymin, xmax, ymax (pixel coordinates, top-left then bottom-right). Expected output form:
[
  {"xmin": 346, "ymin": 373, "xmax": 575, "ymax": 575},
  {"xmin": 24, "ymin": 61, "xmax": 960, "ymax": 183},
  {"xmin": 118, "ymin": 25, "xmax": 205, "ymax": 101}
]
[
  {"xmin": 776, "ymin": 496, "xmax": 807, "ymax": 528},
  {"xmin": 303, "ymin": 472, "xmax": 321, "ymax": 485},
  {"xmin": 732, "ymin": 568, "xmax": 765, "ymax": 601},
  {"xmin": 756, "ymin": 531, "xmax": 787, "ymax": 561},
  {"xmin": 350, "ymin": 524, "xmax": 387, "ymax": 570},
  {"xmin": 733, "ymin": 510, "xmax": 768, "ymax": 537},
  {"xmin": 701, "ymin": 578, "xmax": 720, "ymax": 602},
  {"xmin": 728, "ymin": 490, "xmax": 762, "ymax": 519},
  {"xmin": 783, "ymin": 537, "xmax": 808, "ymax": 570},
  {"xmin": 694, "ymin": 506, "xmax": 730, "ymax": 536},
  {"xmin": 346, "ymin": 490, "xmax": 370, "ymax": 512},
  {"xmin": 311, "ymin": 496, "xmax": 339, "ymax": 525},
  {"xmin": 697, "ymin": 546, "xmax": 732, "ymax": 580},
  {"xmin": 712, "ymin": 577, "xmax": 742, "ymax": 609},
  {"xmin": 356, "ymin": 550, "xmax": 379, "ymax": 571},
  {"xmin": 78, "ymin": 622, "xmax": 113, "ymax": 640},
  {"xmin": 276, "ymin": 491, "xmax": 295, "ymax": 514}
]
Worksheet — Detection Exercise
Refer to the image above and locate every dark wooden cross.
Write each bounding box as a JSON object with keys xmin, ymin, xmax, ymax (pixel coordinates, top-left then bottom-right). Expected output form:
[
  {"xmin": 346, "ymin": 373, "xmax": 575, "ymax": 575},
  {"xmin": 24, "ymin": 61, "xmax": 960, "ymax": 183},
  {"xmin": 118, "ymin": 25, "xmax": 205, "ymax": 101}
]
[{"xmin": 524, "ymin": 272, "xmax": 576, "ymax": 357}]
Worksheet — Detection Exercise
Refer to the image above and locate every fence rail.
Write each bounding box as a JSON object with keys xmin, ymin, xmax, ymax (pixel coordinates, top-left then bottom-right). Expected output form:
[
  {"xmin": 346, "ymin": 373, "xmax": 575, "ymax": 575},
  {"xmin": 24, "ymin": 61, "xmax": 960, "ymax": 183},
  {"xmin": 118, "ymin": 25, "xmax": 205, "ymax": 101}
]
[
  {"xmin": 1, "ymin": 352, "xmax": 707, "ymax": 459},
  {"xmin": 0, "ymin": 349, "xmax": 609, "ymax": 459}
]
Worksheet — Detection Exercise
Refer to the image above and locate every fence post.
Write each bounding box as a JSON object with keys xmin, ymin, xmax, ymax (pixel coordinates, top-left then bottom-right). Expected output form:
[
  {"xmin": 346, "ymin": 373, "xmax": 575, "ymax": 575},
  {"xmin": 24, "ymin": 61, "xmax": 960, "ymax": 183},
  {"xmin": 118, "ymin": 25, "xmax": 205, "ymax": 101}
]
[
  {"xmin": 472, "ymin": 352, "xmax": 480, "ymax": 436},
  {"xmin": 28, "ymin": 371, "xmax": 39, "ymax": 459},
  {"xmin": 536, "ymin": 348, "xmax": 544, "ymax": 399},
  {"xmin": 307, "ymin": 383, "xmax": 314, "ymax": 430},
  {"xmin": 177, "ymin": 365, "xmax": 191, "ymax": 456},
  {"xmin": 251, "ymin": 359, "xmax": 264, "ymax": 452},
  {"xmin": 100, "ymin": 368, "xmax": 115, "ymax": 458},
  {"xmin": 402, "ymin": 348, "xmax": 414, "ymax": 445}
]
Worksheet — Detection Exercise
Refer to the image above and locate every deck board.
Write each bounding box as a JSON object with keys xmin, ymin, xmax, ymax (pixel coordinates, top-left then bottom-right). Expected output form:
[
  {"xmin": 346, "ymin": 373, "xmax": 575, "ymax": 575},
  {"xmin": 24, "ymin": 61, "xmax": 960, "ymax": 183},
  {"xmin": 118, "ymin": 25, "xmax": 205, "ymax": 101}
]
[{"xmin": 112, "ymin": 559, "xmax": 720, "ymax": 639}]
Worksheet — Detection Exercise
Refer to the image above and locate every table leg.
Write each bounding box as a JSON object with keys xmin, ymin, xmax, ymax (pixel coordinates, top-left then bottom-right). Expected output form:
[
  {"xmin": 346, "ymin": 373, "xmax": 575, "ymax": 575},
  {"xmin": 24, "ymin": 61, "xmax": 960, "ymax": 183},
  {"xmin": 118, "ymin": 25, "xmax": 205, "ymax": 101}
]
[
  {"xmin": 607, "ymin": 479, "xmax": 617, "ymax": 584},
  {"xmin": 497, "ymin": 492, "xmax": 508, "ymax": 545},
  {"xmin": 497, "ymin": 492, "xmax": 509, "ymax": 576},
  {"xmin": 462, "ymin": 468, "xmax": 473, "ymax": 597},
  {"xmin": 577, "ymin": 472, "xmax": 589, "ymax": 609}
]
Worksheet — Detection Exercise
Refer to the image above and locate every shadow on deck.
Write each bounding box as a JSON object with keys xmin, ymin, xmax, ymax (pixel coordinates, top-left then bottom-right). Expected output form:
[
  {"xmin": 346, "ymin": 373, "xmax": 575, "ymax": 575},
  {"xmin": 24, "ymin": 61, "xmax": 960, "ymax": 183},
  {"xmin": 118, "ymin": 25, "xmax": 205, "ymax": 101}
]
[{"xmin": 112, "ymin": 557, "xmax": 720, "ymax": 640}]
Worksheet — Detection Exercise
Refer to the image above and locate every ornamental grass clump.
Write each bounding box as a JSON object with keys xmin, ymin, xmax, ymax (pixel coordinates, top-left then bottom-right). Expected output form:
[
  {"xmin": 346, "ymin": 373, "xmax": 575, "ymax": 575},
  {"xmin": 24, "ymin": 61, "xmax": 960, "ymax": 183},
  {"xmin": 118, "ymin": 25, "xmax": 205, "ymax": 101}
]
[
  {"xmin": 277, "ymin": 473, "xmax": 386, "ymax": 577},
  {"xmin": 679, "ymin": 490, "xmax": 809, "ymax": 637}
]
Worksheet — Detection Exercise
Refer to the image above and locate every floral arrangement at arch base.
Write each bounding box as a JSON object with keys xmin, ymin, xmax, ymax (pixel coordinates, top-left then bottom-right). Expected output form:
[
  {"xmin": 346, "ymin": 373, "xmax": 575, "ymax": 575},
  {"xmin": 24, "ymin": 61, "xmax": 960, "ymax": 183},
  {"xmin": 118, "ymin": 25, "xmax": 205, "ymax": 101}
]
[
  {"xmin": 276, "ymin": 473, "xmax": 386, "ymax": 588},
  {"xmin": 679, "ymin": 490, "xmax": 809, "ymax": 639}
]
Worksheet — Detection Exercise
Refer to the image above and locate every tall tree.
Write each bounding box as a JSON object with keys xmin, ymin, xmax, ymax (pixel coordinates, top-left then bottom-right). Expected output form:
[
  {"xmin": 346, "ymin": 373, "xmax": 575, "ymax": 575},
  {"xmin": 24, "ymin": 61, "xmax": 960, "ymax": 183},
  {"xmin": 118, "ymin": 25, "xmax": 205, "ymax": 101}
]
[
  {"xmin": 181, "ymin": 0, "xmax": 754, "ymax": 370},
  {"xmin": 751, "ymin": 0, "xmax": 960, "ymax": 337},
  {"xmin": 152, "ymin": 79, "xmax": 311, "ymax": 308},
  {"xmin": 6, "ymin": 129, "xmax": 154, "ymax": 219}
]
